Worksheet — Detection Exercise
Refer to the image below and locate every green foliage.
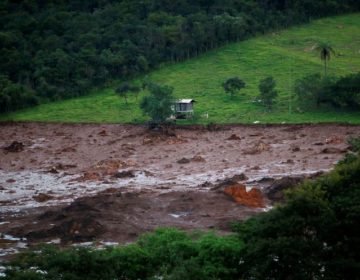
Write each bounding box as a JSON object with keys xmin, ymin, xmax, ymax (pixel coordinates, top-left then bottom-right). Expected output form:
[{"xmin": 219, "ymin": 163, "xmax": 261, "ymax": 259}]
[
  {"xmin": 331, "ymin": 72, "xmax": 360, "ymax": 108},
  {"xmin": 0, "ymin": 1, "xmax": 359, "ymax": 114},
  {"xmin": 2, "ymin": 14, "xmax": 360, "ymax": 123},
  {"xmin": 222, "ymin": 77, "xmax": 246, "ymax": 97},
  {"xmin": 294, "ymin": 72, "xmax": 360, "ymax": 110},
  {"xmin": 258, "ymin": 76, "xmax": 278, "ymax": 110},
  {"xmin": 140, "ymin": 83, "xmax": 174, "ymax": 125},
  {"xmin": 3, "ymin": 229, "xmax": 243, "ymax": 280},
  {"xmin": 348, "ymin": 136, "xmax": 360, "ymax": 152},
  {"xmin": 116, "ymin": 82, "xmax": 140, "ymax": 104},
  {"xmin": 0, "ymin": 75, "xmax": 38, "ymax": 113},
  {"xmin": 294, "ymin": 73, "xmax": 337, "ymax": 109}
]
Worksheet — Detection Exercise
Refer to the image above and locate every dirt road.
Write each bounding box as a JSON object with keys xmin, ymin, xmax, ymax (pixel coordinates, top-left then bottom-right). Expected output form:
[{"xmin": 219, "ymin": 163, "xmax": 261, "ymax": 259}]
[{"xmin": 0, "ymin": 123, "xmax": 359, "ymax": 258}]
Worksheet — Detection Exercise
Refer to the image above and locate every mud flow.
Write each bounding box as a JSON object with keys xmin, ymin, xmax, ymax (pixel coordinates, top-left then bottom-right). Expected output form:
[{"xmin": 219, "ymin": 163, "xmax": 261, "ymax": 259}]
[{"xmin": 0, "ymin": 123, "xmax": 359, "ymax": 259}]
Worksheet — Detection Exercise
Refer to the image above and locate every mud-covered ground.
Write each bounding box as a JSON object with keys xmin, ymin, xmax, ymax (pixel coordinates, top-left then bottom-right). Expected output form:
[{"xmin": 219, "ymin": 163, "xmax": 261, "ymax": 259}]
[{"xmin": 0, "ymin": 123, "xmax": 359, "ymax": 258}]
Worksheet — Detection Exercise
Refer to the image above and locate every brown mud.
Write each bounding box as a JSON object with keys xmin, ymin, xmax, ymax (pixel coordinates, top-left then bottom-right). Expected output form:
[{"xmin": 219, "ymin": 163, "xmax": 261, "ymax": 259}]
[{"xmin": 0, "ymin": 123, "xmax": 359, "ymax": 258}]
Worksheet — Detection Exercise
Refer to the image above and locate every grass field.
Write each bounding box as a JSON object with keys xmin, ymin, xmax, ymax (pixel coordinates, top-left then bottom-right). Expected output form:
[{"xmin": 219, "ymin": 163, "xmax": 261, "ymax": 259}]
[{"xmin": 1, "ymin": 13, "xmax": 360, "ymax": 124}]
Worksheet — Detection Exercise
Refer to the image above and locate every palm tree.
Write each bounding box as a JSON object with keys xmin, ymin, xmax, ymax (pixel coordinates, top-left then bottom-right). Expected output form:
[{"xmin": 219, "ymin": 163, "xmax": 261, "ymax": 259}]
[{"xmin": 313, "ymin": 42, "xmax": 335, "ymax": 76}]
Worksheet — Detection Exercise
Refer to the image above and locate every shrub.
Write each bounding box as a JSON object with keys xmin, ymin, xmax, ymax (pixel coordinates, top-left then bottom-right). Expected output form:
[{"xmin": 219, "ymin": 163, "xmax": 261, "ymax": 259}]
[
  {"xmin": 258, "ymin": 76, "xmax": 278, "ymax": 110},
  {"xmin": 222, "ymin": 77, "xmax": 246, "ymax": 98}
]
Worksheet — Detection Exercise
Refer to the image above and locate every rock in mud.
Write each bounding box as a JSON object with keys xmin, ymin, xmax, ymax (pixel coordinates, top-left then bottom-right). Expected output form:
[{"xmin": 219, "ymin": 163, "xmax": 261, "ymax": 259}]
[
  {"xmin": 177, "ymin": 158, "xmax": 191, "ymax": 164},
  {"xmin": 3, "ymin": 141, "xmax": 24, "ymax": 153},
  {"xmin": 192, "ymin": 155, "xmax": 206, "ymax": 162},
  {"xmin": 47, "ymin": 167, "xmax": 59, "ymax": 174},
  {"xmin": 291, "ymin": 146, "xmax": 300, "ymax": 152},
  {"xmin": 98, "ymin": 130, "xmax": 108, "ymax": 136},
  {"xmin": 264, "ymin": 176, "xmax": 304, "ymax": 202},
  {"xmin": 321, "ymin": 147, "xmax": 346, "ymax": 154},
  {"xmin": 227, "ymin": 134, "xmax": 241, "ymax": 140},
  {"xmin": 223, "ymin": 184, "xmax": 265, "ymax": 208},
  {"xmin": 33, "ymin": 193, "xmax": 54, "ymax": 203},
  {"xmin": 211, "ymin": 173, "xmax": 248, "ymax": 190},
  {"xmin": 113, "ymin": 170, "xmax": 135, "ymax": 178}
]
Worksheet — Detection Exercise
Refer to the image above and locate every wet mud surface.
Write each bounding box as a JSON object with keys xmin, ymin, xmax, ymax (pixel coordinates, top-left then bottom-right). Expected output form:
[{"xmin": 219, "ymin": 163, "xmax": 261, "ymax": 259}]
[{"xmin": 0, "ymin": 122, "xmax": 359, "ymax": 258}]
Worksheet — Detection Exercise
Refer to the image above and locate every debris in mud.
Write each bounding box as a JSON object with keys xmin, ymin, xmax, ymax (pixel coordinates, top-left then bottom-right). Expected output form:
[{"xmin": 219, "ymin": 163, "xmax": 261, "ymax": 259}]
[
  {"xmin": 27, "ymin": 217, "xmax": 105, "ymax": 243},
  {"xmin": 20, "ymin": 200, "xmax": 106, "ymax": 243},
  {"xmin": 76, "ymin": 159, "xmax": 135, "ymax": 181},
  {"xmin": 98, "ymin": 130, "xmax": 108, "ymax": 136},
  {"xmin": 192, "ymin": 155, "xmax": 206, "ymax": 162},
  {"xmin": 325, "ymin": 136, "xmax": 343, "ymax": 144},
  {"xmin": 264, "ymin": 176, "xmax": 304, "ymax": 202},
  {"xmin": 99, "ymin": 188, "xmax": 119, "ymax": 194},
  {"xmin": 113, "ymin": 170, "xmax": 135, "ymax": 178},
  {"xmin": 291, "ymin": 146, "xmax": 300, "ymax": 152},
  {"xmin": 3, "ymin": 141, "xmax": 24, "ymax": 153},
  {"xmin": 79, "ymin": 172, "xmax": 102, "ymax": 181},
  {"xmin": 211, "ymin": 173, "xmax": 248, "ymax": 190},
  {"xmin": 243, "ymin": 141, "xmax": 270, "ymax": 155},
  {"xmin": 55, "ymin": 163, "xmax": 77, "ymax": 170},
  {"xmin": 47, "ymin": 167, "xmax": 59, "ymax": 174},
  {"xmin": 227, "ymin": 134, "xmax": 241, "ymax": 140},
  {"xmin": 206, "ymin": 123, "xmax": 223, "ymax": 131},
  {"xmin": 33, "ymin": 193, "xmax": 54, "ymax": 203},
  {"xmin": 167, "ymin": 137, "xmax": 188, "ymax": 145},
  {"xmin": 321, "ymin": 147, "xmax": 346, "ymax": 154},
  {"xmin": 249, "ymin": 132, "xmax": 263, "ymax": 137},
  {"xmin": 142, "ymin": 132, "xmax": 187, "ymax": 145},
  {"xmin": 224, "ymin": 184, "xmax": 265, "ymax": 208},
  {"xmin": 56, "ymin": 146, "xmax": 77, "ymax": 154},
  {"xmin": 281, "ymin": 159, "xmax": 294, "ymax": 164},
  {"xmin": 177, "ymin": 158, "xmax": 191, "ymax": 164}
]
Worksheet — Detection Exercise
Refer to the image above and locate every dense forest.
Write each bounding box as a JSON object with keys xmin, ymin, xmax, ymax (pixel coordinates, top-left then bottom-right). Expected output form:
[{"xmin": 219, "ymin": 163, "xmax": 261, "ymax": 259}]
[{"xmin": 1, "ymin": 0, "xmax": 360, "ymax": 113}]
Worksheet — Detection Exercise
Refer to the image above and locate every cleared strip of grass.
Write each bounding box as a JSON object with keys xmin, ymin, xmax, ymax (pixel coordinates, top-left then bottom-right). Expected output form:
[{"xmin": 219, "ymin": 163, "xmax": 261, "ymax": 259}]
[{"xmin": 1, "ymin": 13, "xmax": 360, "ymax": 124}]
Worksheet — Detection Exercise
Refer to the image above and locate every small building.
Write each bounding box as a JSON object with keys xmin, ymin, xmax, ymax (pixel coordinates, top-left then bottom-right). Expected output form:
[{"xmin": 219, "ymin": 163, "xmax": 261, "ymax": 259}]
[{"xmin": 173, "ymin": 99, "xmax": 196, "ymax": 119}]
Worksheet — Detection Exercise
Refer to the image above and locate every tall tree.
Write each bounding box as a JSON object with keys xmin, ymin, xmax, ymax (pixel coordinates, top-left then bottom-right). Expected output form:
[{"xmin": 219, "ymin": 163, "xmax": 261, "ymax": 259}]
[
  {"xmin": 313, "ymin": 41, "xmax": 335, "ymax": 76},
  {"xmin": 222, "ymin": 77, "xmax": 246, "ymax": 98},
  {"xmin": 140, "ymin": 82, "xmax": 174, "ymax": 125},
  {"xmin": 258, "ymin": 76, "xmax": 278, "ymax": 110}
]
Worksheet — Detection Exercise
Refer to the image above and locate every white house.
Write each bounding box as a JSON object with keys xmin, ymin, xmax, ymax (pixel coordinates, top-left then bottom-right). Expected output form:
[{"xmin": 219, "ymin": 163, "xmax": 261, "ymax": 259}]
[{"xmin": 173, "ymin": 99, "xmax": 196, "ymax": 119}]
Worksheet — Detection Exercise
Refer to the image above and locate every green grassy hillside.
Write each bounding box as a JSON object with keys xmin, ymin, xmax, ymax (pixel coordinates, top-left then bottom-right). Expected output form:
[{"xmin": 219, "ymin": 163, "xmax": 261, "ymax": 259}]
[{"xmin": 2, "ymin": 13, "xmax": 360, "ymax": 124}]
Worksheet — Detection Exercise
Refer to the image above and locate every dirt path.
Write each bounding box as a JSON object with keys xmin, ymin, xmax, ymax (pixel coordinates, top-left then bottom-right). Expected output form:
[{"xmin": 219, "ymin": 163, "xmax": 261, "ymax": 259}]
[{"xmin": 0, "ymin": 123, "xmax": 359, "ymax": 258}]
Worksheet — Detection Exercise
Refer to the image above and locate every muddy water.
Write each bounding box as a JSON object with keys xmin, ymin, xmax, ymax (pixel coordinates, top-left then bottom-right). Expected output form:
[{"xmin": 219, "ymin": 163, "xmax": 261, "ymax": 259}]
[{"xmin": 0, "ymin": 123, "xmax": 359, "ymax": 259}]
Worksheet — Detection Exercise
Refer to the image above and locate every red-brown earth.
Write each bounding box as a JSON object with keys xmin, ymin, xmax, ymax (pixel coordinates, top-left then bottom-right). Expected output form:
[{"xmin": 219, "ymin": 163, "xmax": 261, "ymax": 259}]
[{"xmin": 0, "ymin": 122, "xmax": 359, "ymax": 258}]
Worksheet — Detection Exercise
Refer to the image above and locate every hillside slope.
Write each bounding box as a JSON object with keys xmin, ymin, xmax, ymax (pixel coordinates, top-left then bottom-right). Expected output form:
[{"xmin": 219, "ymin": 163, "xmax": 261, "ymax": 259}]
[{"xmin": 1, "ymin": 13, "xmax": 360, "ymax": 124}]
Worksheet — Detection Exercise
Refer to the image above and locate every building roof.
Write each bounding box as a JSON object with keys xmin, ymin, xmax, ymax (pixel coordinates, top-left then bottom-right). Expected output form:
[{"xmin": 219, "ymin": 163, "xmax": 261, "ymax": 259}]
[{"xmin": 176, "ymin": 99, "xmax": 196, "ymax": 103}]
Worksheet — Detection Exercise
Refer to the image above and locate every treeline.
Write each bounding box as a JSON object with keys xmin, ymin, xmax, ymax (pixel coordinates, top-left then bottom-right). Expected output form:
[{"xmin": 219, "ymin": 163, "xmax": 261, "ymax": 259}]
[
  {"xmin": 4, "ymin": 138, "xmax": 360, "ymax": 279},
  {"xmin": 1, "ymin": 0, "xmax": 360, "ymax": 113}
]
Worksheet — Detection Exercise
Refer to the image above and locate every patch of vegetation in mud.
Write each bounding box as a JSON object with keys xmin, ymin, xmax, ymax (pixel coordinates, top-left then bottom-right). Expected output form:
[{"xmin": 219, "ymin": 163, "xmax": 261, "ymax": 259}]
[{"xmin": 3, "ymin": 146, "xmax": 360, "ymax": 279}]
